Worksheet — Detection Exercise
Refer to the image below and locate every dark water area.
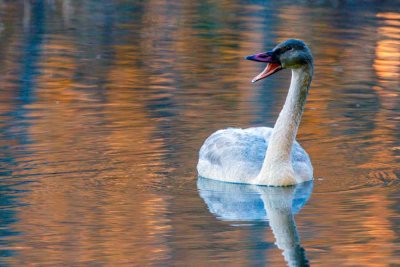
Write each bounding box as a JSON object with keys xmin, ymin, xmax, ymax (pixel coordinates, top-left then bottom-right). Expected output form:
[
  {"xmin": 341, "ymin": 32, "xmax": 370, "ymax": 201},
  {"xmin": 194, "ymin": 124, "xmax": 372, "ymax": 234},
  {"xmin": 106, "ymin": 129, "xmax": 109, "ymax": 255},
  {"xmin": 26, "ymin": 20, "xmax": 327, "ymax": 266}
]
[{"xmin": 0, "ymin": 0, "xmax": 399, "ymax": 266}]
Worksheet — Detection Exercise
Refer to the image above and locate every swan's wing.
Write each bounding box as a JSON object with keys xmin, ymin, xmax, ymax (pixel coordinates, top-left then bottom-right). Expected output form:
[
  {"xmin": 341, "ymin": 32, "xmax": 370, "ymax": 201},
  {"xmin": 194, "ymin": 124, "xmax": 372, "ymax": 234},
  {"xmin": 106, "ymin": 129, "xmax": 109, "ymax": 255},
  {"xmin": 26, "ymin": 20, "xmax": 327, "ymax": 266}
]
[
  {"xmin": 292, "ymin": 141, "xmax": 313, "ymax": 181},
  {"xmin": 197, "ymin": 128, "xmax": 272, "ymax": 183},
  {"xmin": 197, "ymin": 127, "xmax": 312, "ymax": 183}
]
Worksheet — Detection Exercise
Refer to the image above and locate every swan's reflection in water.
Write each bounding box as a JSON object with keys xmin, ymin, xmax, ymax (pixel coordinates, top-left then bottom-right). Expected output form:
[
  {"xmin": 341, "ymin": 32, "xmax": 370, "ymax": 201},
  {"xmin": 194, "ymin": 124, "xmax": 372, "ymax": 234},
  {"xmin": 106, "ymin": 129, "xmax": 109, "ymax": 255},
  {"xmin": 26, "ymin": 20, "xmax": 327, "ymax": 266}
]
[{"xmin": 197, "ymin": 178, "xmax": 313, "ymax": 267}]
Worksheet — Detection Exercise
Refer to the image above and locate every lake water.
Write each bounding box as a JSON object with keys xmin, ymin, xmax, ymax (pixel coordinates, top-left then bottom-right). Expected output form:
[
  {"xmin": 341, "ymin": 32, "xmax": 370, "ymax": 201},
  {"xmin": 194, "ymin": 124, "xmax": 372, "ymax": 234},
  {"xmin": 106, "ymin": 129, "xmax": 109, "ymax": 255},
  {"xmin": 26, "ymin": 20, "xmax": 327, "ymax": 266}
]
[{"xmin": 0, "ymin": 1, "xmax": 399, "ymax": 266}]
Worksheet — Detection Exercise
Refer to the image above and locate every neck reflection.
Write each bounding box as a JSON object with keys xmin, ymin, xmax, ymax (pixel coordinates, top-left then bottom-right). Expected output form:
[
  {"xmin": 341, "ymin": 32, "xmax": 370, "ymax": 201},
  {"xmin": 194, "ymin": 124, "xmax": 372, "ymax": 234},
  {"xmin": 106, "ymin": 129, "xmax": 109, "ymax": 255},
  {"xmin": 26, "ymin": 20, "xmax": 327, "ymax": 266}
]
[{"xmin": 197, "ymin": 178, "xmax": 312, "ymax": 267}]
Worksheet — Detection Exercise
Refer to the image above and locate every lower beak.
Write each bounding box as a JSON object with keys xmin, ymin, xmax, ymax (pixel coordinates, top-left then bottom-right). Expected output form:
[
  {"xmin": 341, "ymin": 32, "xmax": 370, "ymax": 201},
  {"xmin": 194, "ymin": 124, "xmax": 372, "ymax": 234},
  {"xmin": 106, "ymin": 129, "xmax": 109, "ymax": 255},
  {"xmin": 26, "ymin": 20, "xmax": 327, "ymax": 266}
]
[
  {"xmin": 245, "ymin": 51, "xmax": 282, "ymax": 83},
  {"xmin": 252, "ymin": 62, "xmax": 282, "ymax": 83}
]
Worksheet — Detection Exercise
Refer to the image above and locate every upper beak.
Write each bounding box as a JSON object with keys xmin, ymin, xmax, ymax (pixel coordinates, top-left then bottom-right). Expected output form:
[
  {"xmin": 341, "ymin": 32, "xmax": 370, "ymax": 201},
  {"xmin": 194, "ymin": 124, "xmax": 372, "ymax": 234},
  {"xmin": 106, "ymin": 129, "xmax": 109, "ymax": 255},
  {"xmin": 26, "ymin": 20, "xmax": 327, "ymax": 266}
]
[
  {"xmin": 245, "ymin": 51, "xmax": 282, "ymax": 83},
  {"xmin": 245, "ymin": 51, "xmax": 276, "ymax": 63}
]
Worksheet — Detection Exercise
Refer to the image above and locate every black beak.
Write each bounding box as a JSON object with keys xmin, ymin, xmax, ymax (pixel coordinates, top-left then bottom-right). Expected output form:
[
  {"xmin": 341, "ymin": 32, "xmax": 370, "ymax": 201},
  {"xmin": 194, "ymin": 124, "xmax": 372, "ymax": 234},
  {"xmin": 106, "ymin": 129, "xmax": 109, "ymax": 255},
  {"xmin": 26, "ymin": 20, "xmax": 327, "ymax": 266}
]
[{"xmin": 245, "ymin": 51, "xmax": 278, "ymax": 63}]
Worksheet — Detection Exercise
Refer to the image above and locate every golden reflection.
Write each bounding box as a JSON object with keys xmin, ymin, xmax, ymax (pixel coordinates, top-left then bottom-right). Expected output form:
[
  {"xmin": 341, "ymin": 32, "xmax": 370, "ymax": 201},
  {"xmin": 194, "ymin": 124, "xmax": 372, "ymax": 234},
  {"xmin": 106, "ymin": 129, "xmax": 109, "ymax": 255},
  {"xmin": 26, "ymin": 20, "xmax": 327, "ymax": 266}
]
[
  {"xmin": 366, "ymin": 11, "xmax": 400, "ymax": 175},
  {"xmin": 374, "ymin": 13, "xmax": 400, "ymax": 82},
  {"xmin": 0, "ymin": 1, "xmax": 399, "ymax": 266}
]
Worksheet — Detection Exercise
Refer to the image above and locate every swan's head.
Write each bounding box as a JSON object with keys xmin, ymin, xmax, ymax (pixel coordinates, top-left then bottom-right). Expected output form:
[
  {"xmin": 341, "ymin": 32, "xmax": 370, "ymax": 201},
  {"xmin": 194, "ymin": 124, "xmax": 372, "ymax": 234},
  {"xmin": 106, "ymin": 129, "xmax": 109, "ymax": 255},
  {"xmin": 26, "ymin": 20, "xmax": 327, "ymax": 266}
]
[{"xmin": 245, "ymin": 39, "xmax": 313, "ymax": 83}]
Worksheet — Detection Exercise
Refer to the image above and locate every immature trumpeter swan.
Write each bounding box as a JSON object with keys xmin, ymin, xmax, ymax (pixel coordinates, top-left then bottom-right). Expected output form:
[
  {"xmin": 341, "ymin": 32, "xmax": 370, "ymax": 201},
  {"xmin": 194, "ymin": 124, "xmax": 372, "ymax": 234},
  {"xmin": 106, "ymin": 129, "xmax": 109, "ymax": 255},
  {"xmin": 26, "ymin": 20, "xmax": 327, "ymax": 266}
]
[
  {"xmin": 197, "ymin": 39, "xmax": 314, "ymax": 186},
  {"xmin": 197, "ymin": 178, "xmax": 312, "ymax": 266}
]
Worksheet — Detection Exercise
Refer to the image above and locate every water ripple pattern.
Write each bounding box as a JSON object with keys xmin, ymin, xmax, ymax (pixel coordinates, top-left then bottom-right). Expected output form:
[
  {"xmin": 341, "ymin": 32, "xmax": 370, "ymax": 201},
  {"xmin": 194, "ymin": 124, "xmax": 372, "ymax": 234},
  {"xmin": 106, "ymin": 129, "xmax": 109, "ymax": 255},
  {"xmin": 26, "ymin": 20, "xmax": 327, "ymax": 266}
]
[{"xmin": 0, "ymin": 1, "xmax": 399, "ymax": 266}]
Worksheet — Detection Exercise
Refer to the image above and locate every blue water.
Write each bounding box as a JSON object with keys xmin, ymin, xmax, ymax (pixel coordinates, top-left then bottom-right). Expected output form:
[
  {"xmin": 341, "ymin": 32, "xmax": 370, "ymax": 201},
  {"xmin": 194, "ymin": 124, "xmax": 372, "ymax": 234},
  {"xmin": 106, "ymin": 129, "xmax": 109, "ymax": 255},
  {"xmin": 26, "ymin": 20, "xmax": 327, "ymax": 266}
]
[{"xmin": 0, "ymin": 1, "xmax": 399, "ymax": 266}]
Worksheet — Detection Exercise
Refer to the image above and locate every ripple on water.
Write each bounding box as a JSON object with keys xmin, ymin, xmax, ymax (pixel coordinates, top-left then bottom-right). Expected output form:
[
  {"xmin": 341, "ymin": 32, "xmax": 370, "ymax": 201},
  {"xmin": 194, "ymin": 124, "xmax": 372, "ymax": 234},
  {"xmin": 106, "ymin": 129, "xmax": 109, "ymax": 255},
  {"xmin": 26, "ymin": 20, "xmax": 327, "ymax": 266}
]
[{"xmin": 0, "ymin": 1, "xmax": 399, "ymax": 266}]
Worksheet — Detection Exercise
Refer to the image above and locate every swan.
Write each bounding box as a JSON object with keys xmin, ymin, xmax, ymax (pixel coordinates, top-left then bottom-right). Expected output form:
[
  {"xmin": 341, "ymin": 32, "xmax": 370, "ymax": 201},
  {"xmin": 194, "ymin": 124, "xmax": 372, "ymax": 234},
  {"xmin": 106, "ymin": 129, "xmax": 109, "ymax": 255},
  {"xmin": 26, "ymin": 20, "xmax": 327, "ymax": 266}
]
[
  {"xmin": 197, "ymin": 178, "xmax": 312, "ymax": 266},
  {"xmin": 197, "ymin": 39, "xmax": 314, "ymax": 186}
]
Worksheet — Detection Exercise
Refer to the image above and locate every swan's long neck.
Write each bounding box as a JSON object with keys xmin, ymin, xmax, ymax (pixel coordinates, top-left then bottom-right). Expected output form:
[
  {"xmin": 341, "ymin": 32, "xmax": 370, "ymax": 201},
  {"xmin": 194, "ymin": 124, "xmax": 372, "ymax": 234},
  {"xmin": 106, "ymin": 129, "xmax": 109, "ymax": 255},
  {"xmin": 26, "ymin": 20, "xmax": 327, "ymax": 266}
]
[{"xmin": 257, "ymin": 64, "xmax": 313, "ymax": 185}]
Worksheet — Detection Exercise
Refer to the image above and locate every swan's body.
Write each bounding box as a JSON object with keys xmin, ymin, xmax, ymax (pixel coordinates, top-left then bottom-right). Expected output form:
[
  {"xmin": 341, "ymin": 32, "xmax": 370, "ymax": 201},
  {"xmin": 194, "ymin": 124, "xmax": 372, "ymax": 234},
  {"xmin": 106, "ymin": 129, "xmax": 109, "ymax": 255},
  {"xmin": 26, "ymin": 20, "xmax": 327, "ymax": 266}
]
[
  {"xmin": 197, "ymin": 39, "xmax": 314, "ymax": 186},
  {"xmin": 198, "ymin": 126, "xmax": 312, "ymax": 185}
]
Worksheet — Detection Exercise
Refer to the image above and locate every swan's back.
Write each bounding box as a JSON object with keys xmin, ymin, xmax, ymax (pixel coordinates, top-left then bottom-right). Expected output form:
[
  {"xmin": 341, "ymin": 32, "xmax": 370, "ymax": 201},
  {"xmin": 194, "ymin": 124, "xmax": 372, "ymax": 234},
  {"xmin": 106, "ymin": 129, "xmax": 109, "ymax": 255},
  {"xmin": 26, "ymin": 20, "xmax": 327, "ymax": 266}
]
[{"xmin": 197, "ymin": 127, "xmax": 312, "ymax": 184}]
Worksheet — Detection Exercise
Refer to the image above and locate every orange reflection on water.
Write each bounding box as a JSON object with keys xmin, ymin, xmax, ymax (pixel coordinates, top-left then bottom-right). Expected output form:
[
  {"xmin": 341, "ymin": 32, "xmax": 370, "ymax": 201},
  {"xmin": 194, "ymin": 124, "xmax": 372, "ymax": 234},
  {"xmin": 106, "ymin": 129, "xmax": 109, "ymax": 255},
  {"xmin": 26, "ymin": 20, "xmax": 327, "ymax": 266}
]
[
  {"xmin": 0, "ymin": 1, "xmax": 399, "ymax": 266},
  {"xmin": 374, "ymin": 12, "xmax": 400, "ymax": 83}
]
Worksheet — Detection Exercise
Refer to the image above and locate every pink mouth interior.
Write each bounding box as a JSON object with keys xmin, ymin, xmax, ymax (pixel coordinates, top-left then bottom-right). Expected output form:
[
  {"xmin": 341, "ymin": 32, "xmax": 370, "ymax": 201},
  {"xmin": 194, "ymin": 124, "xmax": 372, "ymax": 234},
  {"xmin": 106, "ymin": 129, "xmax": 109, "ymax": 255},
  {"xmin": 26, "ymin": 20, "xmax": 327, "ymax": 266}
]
[{"xmin": 252, "ymin": 63, "xmax": 282, "ymax": 83}]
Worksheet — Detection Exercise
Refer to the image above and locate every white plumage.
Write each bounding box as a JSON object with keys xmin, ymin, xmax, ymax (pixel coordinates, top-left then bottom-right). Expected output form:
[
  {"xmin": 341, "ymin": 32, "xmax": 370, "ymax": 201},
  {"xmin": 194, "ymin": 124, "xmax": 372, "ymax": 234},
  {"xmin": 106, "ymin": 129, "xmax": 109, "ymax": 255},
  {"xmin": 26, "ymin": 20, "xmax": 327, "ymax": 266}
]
[
  {"xmin": 197, "ymin": 39, "xmax": 314, "ymax": 186},
  {"xmin": 197, "ymin": 127, "xmax": 313, "ymax": 185}
]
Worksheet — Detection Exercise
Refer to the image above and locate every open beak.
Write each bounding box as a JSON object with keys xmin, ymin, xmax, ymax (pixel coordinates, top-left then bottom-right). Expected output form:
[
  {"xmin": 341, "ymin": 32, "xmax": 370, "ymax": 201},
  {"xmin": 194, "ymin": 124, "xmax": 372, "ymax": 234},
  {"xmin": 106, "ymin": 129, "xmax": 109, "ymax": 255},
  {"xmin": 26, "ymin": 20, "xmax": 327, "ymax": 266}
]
[{"xmin": 245, "ymin": 51, "xmax": 282, "ymax": 83}]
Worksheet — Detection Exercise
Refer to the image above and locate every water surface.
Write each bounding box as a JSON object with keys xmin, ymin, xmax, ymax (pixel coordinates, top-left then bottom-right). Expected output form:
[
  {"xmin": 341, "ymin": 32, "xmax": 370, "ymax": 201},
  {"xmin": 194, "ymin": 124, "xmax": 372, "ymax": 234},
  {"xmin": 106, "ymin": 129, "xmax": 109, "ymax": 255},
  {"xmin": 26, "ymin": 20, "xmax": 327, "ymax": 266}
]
[{"xmin": 0, "ymin": 1, "xmax": 399, "ymax": 266}]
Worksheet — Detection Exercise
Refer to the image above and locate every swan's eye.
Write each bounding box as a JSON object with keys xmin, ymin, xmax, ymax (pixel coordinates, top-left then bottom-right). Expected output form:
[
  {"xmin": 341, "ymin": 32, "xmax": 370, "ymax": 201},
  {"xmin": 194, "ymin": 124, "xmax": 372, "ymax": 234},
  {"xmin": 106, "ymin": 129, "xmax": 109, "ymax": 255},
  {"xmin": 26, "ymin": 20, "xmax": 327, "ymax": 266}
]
[{"xmin": 280, "ymin": 46, "xmax": 292, "ymax": 54}]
